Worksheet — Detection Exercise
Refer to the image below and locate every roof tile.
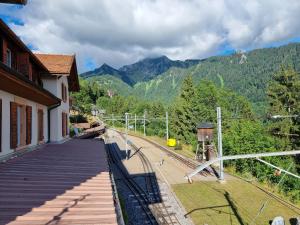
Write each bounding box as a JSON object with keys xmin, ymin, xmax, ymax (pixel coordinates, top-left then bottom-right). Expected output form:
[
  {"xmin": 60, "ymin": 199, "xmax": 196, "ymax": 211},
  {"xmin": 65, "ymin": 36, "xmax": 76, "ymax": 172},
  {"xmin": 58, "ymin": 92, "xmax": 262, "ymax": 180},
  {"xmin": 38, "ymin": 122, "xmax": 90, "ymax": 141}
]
[{"xmin": 35, "ymin": 54, "xmax": 75, "ymax": 75}]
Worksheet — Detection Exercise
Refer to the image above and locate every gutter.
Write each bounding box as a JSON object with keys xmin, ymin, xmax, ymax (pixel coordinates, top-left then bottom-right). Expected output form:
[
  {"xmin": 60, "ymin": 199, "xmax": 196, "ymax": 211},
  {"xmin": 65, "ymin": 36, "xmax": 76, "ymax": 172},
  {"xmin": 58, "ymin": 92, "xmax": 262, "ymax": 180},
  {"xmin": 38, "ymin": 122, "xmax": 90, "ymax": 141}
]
[{"xmin": 47, "ymin": 102, "xmax": 61, "ymax": 143}]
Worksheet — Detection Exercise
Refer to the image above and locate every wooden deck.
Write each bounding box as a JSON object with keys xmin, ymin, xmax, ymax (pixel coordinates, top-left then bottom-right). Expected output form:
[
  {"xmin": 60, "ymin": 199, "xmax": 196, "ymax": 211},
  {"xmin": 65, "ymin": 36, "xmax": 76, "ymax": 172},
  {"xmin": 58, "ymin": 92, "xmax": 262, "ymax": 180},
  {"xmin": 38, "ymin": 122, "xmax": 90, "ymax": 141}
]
[{"xmin": 0, "ymin": 139, "xmax": 117, "ymax": 225}]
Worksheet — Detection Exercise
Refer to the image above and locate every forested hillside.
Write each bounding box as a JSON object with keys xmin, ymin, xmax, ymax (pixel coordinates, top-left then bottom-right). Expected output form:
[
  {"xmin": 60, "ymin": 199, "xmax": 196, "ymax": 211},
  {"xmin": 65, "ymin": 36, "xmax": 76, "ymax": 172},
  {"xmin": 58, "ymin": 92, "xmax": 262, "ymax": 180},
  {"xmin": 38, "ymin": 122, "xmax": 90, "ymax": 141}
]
[{"xmin": 81, "ymin": 43, "xmax": 300, "ymax": 113}]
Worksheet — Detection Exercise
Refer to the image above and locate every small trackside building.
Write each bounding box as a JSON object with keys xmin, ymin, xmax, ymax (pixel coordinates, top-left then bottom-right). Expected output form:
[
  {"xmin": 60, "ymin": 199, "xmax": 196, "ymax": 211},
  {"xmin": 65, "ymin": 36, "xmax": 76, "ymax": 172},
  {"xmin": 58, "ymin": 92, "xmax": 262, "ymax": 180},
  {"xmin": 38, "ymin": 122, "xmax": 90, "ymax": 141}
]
[
  {"xmin": 0, "ymin": 19, "xmax": 79, "ymax": 158},
  {"xmin": 35, "ymin": 54, "xmax": 79, "ymax": 143}
]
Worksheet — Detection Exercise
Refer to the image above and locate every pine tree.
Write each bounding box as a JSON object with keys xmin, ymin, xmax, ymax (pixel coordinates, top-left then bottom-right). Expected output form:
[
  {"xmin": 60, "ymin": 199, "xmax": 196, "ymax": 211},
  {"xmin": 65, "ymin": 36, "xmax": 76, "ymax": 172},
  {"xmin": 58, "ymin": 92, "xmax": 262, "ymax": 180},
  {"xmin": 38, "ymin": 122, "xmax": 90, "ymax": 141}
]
[
  {"xmin": 170, "ymin": 75, "xmax": 199, "ymax": 144},
  {"xmin": 267, "ymin": 66, "xmax": 300, "ymax": 147}
]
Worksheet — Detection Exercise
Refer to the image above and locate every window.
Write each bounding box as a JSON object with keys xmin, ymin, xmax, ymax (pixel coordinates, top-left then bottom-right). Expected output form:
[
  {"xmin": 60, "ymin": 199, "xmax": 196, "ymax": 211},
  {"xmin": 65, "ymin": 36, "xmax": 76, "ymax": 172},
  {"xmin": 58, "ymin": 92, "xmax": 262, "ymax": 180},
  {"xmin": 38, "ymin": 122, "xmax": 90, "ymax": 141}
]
[
  {"xmin": 10, "ymin": 102, "xmax": 27, "ymax": 148},
  {"xmin": 61, "ymin": 83, "xmax": 68, "ymax": 102},
  {"xmin": 38, "ymin": 109, "xmax": 44, "ymax": 142},
  {"xmin": 62, "ymin": 112, "xmax": 68, "ymax": 137},
  {"xmin": 6, "ymin": 48, "xmax": 12, "ymax": 68}
]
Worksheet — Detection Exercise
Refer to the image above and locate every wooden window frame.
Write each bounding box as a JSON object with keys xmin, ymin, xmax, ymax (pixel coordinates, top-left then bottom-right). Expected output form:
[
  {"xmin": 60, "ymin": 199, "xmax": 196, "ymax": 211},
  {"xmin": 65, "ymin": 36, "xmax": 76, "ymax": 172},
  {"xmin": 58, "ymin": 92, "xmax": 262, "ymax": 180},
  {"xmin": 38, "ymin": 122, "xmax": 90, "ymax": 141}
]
[
  {"xmin": 10, "ymin": 102, "xmax": 18, "ymax": 149},
  {"xmin": 10, "ymin": 102, "xmax": 33, "ymax": 149},
  {"xmin": 26, "ymin": 105, "xmax": 32, "ymax": 145}
]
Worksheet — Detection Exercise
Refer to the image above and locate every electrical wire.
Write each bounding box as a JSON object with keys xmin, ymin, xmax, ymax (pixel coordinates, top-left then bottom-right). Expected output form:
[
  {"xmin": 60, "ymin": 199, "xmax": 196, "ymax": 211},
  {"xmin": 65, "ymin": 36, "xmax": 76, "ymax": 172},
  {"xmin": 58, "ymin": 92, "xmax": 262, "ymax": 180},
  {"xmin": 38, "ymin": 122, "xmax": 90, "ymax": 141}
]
[{"xmin": 249, "ymin": 163, "xmax": 294, "ymax": 225}]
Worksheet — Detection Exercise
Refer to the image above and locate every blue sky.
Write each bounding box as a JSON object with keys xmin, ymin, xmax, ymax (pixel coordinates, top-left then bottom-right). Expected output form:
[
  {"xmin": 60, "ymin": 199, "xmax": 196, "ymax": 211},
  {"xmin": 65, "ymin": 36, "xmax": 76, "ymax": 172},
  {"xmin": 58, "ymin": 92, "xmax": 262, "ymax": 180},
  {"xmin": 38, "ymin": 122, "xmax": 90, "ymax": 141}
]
[{"xmin": 1, "ymin": 0, "xmax": 300, "ymax": 73}]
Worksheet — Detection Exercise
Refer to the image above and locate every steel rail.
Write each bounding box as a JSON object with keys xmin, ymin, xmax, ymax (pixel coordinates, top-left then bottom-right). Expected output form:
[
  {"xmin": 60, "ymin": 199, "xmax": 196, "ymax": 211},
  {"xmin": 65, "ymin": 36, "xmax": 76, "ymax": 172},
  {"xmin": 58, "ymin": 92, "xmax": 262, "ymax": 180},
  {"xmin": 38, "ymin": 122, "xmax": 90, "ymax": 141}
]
[
  {"xmin": 117, "ymin": 132, "xmax": 180, "ymax": 225},
  {"xmin": 114, "ymin": 129, "xmax": 213, "ymax": 176},
  {"xmin": 114, "ymin": 129, "xmax": 197, "ymax": 168},
  {"xmin": 106, "ymin": 139, "xmax": 157, "ymax": 225},
  {"xmin": 131, "ymin": 143, "xmax": 177, "ymax": 225}
]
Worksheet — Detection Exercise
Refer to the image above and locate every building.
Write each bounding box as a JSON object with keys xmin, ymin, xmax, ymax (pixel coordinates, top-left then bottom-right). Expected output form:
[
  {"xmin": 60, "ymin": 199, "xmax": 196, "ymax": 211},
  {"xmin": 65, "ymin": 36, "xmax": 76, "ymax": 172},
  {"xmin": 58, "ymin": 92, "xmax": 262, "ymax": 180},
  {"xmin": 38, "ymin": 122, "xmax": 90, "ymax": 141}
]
[
  {"xmin": 0, "ymin": 19, "xmax": 79, "ymax": 157},
  {"xmin": 35, "ymin": 54, "xmax": 79, "ymax": 142}
]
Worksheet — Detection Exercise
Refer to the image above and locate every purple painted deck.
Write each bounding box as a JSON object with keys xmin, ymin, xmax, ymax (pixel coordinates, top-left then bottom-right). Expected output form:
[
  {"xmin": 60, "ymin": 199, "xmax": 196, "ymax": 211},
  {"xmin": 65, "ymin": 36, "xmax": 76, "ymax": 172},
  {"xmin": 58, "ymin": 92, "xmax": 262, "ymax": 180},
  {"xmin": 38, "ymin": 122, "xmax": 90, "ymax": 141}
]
[{"xmin": 0, "ymin": 139, "xmax": 117, "ymax": 225}]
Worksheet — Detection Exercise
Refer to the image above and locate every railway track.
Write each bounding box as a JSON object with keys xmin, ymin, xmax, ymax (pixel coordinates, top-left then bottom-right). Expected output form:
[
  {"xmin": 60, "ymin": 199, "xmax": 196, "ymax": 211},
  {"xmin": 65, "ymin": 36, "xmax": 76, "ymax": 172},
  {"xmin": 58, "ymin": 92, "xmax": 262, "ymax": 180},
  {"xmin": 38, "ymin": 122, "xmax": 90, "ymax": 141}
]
[
  {"xmin": 114, "ymin": 129, "xmax": 214, "ymax": 177},
  {"xmin": 111, "ymin": 129, "xmax": 300, "ymax": 216},
  {"xmin": 106, "ymin": 139, "xmax": 157, "ymax": 225},
  {"xmin": 117, "ymin": 132, "xmax": 182, "ymax": 225}
]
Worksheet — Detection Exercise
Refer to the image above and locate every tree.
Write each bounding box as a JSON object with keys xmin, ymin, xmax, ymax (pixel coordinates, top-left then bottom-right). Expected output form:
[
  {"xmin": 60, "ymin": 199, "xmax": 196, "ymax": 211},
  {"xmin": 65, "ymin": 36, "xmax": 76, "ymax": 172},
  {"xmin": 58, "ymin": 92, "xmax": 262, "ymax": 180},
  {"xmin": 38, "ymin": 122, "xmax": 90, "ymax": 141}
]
[
  {"xmin": 267, "ymin": 66, "xmax": 300, "ymax": 148},
  {"xmin": 170, "ymin": 75, "xmax": 199, "ymax": 144},
  {"xmin": 223, "ymin": 120, "xmax": 280, "ymax": 173}
]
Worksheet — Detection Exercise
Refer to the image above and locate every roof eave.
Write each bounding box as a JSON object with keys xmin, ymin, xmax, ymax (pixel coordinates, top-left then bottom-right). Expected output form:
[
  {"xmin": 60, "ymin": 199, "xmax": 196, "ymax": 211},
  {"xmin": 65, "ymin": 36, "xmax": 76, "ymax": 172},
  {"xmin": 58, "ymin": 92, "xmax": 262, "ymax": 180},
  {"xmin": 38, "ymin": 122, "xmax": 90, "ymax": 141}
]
[
  {"xmin": 0, "ymin": 62, "xmax": 60, "ymax": 106},
  {"xmin": 0, "ymin": 0, "xmax": 27, "ymax": 5}
]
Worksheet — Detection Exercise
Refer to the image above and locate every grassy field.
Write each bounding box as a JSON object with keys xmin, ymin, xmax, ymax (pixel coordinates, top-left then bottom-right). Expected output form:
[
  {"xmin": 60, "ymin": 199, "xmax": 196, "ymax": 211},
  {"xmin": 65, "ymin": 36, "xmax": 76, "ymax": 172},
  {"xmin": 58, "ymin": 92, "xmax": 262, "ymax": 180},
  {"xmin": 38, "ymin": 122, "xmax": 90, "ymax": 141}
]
[{"xmin": 173, "ymin": 179, "xmax": 300, "ymax": 225}]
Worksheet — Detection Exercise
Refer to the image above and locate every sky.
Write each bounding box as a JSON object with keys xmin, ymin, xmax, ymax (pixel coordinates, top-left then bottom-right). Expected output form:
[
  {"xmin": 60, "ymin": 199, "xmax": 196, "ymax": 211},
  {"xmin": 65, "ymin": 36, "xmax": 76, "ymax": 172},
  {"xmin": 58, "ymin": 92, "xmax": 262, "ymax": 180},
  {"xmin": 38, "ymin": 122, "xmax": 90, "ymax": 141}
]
[{"xmin": 1, "ymin": 0, "xmax": 300, "ymax": 73}]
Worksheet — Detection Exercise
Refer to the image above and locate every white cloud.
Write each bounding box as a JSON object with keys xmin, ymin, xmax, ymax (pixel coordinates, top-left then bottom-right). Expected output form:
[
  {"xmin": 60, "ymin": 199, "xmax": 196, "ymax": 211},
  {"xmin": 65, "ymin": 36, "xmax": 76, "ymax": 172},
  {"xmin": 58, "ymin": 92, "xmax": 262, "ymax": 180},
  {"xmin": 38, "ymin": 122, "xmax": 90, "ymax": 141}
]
[{"xmin": 2, "ymin": 0, "xmax": 300, "ymax": 72}]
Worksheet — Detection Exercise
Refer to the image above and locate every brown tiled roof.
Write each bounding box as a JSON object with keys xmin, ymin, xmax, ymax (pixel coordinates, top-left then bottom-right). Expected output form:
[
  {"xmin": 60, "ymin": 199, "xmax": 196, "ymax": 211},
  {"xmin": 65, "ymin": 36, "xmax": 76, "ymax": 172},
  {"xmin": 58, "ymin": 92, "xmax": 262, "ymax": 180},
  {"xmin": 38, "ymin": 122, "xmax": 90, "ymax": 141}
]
[{"xmin": 35, "ymin": 54, "xmax": 75, "ymax": 75}]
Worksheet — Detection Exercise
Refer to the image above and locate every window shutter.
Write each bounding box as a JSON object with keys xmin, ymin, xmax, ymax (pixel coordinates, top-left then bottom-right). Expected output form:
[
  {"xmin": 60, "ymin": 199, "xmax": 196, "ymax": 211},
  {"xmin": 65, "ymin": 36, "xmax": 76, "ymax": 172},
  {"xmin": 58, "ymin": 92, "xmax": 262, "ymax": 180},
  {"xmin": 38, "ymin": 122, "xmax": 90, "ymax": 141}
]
[
  {"xmin": 0, "ymin": 99, "xmax": 2, "ymax": 152},
  {"xmin": 38, "ymin": 109, "xmax": 44, "ymax": 141},
  {"xmin": 61, "ymin": 83, "xmax": 64, "ymax": 101},
  {"xmin": 64, "ymin": 85, "xmax": 67, "ymax": 102},
  {"xmin": 62, "ymin": 112, "xmax": 65, "ymax": 137},
  {"xmin": 26, "ymin": 106, "xmax": 32, "ymax": 145},
  {"xmin": 2, "ymin": 39, "xmax": 7, "ymax": 64},
  {"xmin": 66, "ymin": 113, "xmax": 68, "ymax": 135},
  {"xmin": 28, "ymin": 63, "xmax": 33, "ymax": 81},
  {"xmin": 10, "ymin": 102, "xmax": 17, "ymax": 149},
  {"xmin": 17, "ymin": 52, "xmax": 30, "ymax": 77}
]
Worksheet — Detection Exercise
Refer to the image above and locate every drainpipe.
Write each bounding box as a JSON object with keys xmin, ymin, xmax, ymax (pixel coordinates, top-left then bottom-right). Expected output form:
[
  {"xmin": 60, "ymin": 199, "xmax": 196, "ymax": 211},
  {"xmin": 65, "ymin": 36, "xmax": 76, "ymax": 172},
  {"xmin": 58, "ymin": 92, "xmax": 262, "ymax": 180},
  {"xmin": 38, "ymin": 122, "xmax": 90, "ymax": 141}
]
[{"xmin": 47, "ymin": 102, "xmax": 61, "ymax": 143}]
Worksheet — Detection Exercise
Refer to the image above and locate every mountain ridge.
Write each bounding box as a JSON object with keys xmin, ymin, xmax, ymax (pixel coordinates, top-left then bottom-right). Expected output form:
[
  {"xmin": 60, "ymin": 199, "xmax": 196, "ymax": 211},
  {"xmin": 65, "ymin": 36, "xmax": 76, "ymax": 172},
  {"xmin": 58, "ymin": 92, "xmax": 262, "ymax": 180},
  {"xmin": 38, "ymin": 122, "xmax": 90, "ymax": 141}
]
[
  {"xmin": 81, "ymin": 55, "xmax": 200, "ymax": 84},
  {"xmin": 81, "ymin": 42, "xmax": 300, "ymax": 113}
]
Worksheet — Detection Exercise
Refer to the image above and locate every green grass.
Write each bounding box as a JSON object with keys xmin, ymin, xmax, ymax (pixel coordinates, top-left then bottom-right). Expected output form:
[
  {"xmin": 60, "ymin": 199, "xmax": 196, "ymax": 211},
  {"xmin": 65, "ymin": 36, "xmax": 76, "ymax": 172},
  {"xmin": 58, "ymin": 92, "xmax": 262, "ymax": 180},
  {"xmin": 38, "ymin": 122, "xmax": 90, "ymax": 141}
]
[{"xmin": 173, "ymin": 179, "xmax": 300, "ymax": 225}]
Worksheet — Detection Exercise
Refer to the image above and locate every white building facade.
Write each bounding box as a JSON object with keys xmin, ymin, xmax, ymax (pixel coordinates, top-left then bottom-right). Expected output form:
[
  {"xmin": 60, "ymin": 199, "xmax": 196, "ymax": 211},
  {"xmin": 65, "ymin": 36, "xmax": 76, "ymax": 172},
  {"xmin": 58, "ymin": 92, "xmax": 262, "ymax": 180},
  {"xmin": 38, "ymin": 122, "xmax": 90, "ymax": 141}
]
[{"xmin": 0, "ymin": 19, "xmax": 79, "ymax": 158}]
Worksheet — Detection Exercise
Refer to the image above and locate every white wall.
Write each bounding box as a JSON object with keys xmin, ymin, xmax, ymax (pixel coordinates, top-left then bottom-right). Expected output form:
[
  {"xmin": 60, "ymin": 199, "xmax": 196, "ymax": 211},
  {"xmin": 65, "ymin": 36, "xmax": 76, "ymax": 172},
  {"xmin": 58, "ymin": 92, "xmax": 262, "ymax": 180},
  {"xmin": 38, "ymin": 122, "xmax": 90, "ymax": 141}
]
[
  {"xmin": 42, "ymin": 76, "xmax": 69, "ymax": 142},
  {"xmin": 0, "ymin": 90, "xmax": 48, "ymax": 157}
]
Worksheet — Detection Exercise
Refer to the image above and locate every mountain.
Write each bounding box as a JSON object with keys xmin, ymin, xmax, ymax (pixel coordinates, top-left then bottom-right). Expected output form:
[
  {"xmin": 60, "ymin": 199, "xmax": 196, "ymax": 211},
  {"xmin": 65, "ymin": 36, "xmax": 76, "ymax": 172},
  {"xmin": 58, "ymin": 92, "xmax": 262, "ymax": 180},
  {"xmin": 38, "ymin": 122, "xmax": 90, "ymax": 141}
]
[
  {"xmin": 81, "ymin": 63, "xmax": 134, "ymax": 85},
  {"xmin": 81, "ymin": 55, "xmax": 200, "ymax": 85},
  {"xmin": 119, "ymin": 55, "xmax": 200, "ymax": 83},
  {"xmin": 88, "ymin": 75, "xmax": 132, "ymax": 96},
  {"xmin": 131, "ymin": 43, "xmax": 300, "ymax": 112},
  {"xmin": 81, "ymin": 43, "xmax": 300, "ymax": 113}
]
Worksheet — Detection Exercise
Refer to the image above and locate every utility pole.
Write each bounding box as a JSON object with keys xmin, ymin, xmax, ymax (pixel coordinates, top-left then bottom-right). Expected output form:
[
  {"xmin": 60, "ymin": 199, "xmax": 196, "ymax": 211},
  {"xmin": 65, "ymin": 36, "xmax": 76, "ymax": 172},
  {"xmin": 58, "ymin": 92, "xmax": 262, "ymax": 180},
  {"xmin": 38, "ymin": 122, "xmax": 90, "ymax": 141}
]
[
  {"xmin": 217, "ymin": 107, "xmax": 224, "ymax": 181},
  {"xmin": 125, "ymin": 113, "xmax": 129, "ymax": 160},
  {"xmin": 143, "ymin": 113, "xmax": 146, "ymax": 137},
  {"xmin": 135, "ymin": 114, "xmax": 137, "ymax": 133},
  {"xmin": 166, "ymin": 111, "xmax": 169, "ymax": 140}
]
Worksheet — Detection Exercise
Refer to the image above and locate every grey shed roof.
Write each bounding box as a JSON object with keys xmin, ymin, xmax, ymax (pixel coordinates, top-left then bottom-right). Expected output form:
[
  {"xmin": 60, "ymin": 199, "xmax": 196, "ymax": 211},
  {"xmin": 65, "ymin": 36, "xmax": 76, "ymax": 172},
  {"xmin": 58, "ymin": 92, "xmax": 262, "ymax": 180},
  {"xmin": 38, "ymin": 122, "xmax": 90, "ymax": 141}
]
[{"xmin": 197, "ymin": 122, "xmax": 214, "ymax": 129}]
